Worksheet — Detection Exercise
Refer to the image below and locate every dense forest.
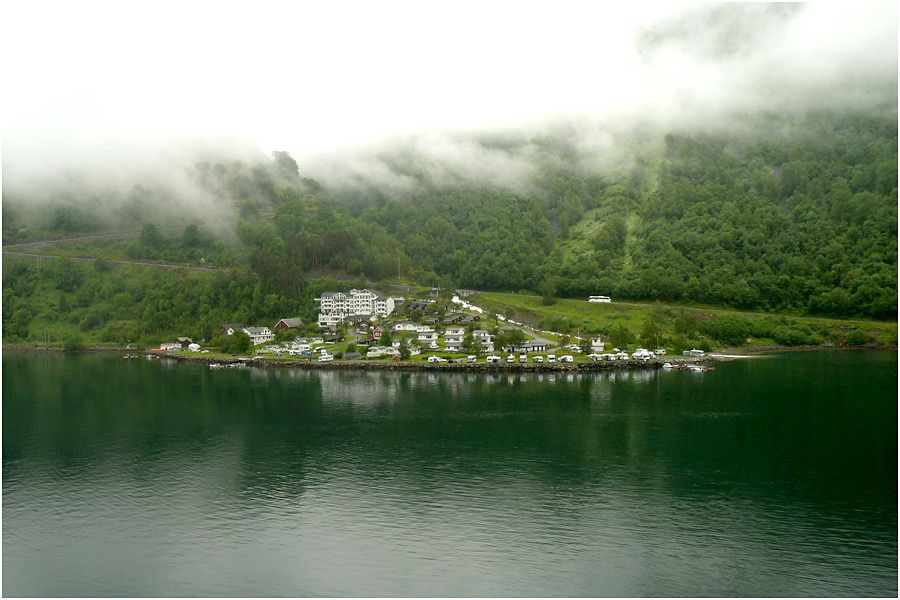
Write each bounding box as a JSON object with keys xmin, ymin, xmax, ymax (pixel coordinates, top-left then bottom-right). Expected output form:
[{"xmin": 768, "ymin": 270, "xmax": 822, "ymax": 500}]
[
  {"xmin": 345, "ymin": 111, "xmax": 897, "ymax": 319},
  {"xmin": 3, "ymin": 109, "xmax": 897, "ymax": 346},
  {"xmin": 2, "ymin": 256, "xmax": 355, "ymax": 348}
]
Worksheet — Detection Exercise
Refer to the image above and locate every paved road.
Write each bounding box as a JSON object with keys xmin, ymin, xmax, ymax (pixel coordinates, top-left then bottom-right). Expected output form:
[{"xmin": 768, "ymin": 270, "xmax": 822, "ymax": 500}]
[
  {"xmin": 3, "ymin": 251, "xmax": 221, "ymax": 272},
  {"xmin": 2, "ymin": 229, "xmax": 179, "ymax": 249}
]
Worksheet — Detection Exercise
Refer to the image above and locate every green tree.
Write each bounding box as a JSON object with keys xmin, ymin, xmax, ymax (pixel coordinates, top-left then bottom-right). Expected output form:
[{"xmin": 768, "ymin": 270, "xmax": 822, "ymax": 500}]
[
  {"xmin": 64, "ymin": 333, "xmax": 85, "ymax": 351},
  {"xmin": 140, "ymin": 223, "xmax": 164, "ymax": 250},
  {"xmin": 214, "ymin": 331, "xmax": 252, "ymax": 354},
  {"xmin": 609, "ymin": 325, "xmax": 634, "ymax": 348},
  {"xmin": 845, "ymin": 329, "xmax": 868, "ymax": 346},
  {"xmin": 462, "ymin": 331, "xmax": 476, "ymax": 354},
  {"xmin": 539, "ymin": 276, "xmax": 557, "ymax": 306}
]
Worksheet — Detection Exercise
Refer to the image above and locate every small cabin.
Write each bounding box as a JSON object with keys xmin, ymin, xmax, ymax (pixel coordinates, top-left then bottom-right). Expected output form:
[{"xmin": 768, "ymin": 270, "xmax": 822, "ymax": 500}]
[{"xmin": 274, "ymin": 318, "xmax": 304, "ymax": 332}]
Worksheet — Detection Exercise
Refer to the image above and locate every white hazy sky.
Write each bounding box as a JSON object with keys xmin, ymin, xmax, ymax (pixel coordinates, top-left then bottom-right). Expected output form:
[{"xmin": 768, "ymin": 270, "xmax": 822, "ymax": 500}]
[{"xmin": 1, "ymin": 0, "xmax": 897, "ymax": 174}]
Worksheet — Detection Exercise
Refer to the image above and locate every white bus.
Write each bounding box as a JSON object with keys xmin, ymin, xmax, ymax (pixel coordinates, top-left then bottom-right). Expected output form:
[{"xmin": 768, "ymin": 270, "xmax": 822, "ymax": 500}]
[{"xmin": 588, "ymin": 295, "xmax": 611, "ymax": 303}]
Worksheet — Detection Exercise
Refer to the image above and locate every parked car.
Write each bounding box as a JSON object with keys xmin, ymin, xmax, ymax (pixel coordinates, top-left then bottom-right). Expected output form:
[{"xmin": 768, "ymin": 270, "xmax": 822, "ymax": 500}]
[
  {"xmin": 559, "ymin": 355, "xmax": 574, "ymax": 363},
  {"xmin": 466, "ymin": 355, "xmax": 477, "ymax": 363},
  {"xmin": 486, "ymin": 355, "xmax": 501, "ymax": 364},
  {"xmin": 519, "ymin": 354, "xmax": 527, "ymax": 363},
  {"xmin": 547, "ymin": 354, "xmax": 556, "ymax": 363},
  {"xmin": 506, "ymin": 355, "xmax": 515, "ymax": 363},
  {"xmin": 318, "ymin": 354, "xmax": 333, "ymax": 362},
  {"xmin": 427, "ymin": 356, "xmax": 448, "ymax": 363},
  {"xmin": 533, "ymin": 356, "xmax": 544, "ymax": 363}
]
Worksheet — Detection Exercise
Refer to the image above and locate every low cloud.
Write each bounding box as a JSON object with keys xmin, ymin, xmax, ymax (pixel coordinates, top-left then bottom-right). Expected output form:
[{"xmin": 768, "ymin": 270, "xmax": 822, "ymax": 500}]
[{"xmin": 2, "ymin": 2, "xmax": 895, "ymax": 203}]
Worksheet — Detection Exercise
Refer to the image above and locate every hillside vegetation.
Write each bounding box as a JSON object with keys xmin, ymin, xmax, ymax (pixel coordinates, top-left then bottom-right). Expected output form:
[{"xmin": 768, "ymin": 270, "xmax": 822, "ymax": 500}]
[
  {"xmin": 3, "ymin": 109, "xmax": 897, "ymax": 349},
  {"xmin": 475, "ymin": 292, "xmax": 897, "ymax": 352}
]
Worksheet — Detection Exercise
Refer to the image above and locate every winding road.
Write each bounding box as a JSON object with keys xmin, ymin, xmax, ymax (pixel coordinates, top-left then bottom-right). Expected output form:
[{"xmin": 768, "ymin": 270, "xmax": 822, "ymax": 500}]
[
  {"xmin": 2, "ymin": 251, "xmax": 221, "ymax": 272},
  {"xmin": 3, "ymin": 229, "xmax": 222, "ymax": 272}
]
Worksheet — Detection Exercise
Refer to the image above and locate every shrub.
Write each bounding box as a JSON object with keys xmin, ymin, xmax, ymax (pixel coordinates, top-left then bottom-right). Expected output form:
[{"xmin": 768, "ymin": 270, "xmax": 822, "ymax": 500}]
[
  {"xmin": 845, "ymin": 329, "xmax": 868, "ymax": 346},
  {"xmin": 212, "ymin": 331, "xmax": 252, "ymax": 354},
  {"xmin": 771, "ymin": 326, "xmax": 814, "ymax": 346},
  {"xmin": 63, "ymin": 333, "xmax": 85, "ymax": 351}
]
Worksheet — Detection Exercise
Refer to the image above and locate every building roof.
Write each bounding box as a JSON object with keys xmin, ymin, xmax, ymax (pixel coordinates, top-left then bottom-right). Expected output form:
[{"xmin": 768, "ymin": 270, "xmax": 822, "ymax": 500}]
[
  {"xmin": 221, "ymin": 322, "xmax": 244, "ymax": 330},
  {"xmin": 244, "ymin": 327, "xmax": 271, "ymax": 335},
  {"xmin": 276, "ymin": 318, "xmax": 304, "ymax": 328},
  {"xmin": 521, "ymin": 340, "xmax": 547, "ymax": 347}
]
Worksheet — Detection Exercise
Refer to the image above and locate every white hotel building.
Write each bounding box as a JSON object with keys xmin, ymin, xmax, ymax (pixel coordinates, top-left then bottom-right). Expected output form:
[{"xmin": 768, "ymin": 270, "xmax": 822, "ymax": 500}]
[{"xmin": 316, "ymin": 289, "xmax": 395, "ymax": 327}]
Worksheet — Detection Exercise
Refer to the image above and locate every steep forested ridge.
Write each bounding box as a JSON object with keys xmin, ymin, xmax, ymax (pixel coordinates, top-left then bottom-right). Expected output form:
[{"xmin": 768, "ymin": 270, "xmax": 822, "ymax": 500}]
[
  {"xmin": 332, "ymin": 112, "xmax": 896, "ymax": 318},
  {"xmin": 3, "ymin": 110, "xmax": 897, "ymax": 334},
  {"xmin": 554, "ymin": 113, "xmax": 898, "ymax": 318}
]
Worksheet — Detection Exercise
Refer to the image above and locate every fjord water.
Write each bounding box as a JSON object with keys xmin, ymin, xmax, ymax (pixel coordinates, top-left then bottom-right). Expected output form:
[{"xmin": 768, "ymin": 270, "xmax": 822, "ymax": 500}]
[{"xmin": 3, "ymin": 352, "xmax": 896, "ymax": 597}]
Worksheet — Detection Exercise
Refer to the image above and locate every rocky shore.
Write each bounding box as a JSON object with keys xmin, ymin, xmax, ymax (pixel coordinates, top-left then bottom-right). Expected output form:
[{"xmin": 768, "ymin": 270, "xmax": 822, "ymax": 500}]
[{"xmin": 156, "ymin": 352, "xmax": 716, "ymax": 372}]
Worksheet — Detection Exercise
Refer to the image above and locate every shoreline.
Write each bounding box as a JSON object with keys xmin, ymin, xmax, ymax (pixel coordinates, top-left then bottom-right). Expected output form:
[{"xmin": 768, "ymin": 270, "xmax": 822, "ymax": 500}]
[{"xmin": 4, "ymin": 343, "xmax": 895, "ymax": 372}]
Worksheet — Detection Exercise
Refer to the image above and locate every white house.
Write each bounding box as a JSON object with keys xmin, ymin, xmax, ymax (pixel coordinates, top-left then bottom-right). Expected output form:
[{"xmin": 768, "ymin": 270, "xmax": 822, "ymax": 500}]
[
  {"xmin": 393, "ymin": 322, "xmax": 418, "ymax": 332},
  {"xmin": 221, "ymin": 323, "xmax": 245, "ymax": 336},
  {"xmin": 418, "ymin": 330, "xmax": 438, "ymax": 344},
  {"xmin": 366, "ymin": 346, "xmax": 401, "ymax": 358},
  {"xmin": 505, "ymin": 340, "xmax": 549, "ymax": 353},
  {"xmin": 472, "ymin": 329, "xmax": 494, "ymax": 353},
  {"xmin": 243, "ymin": 326, "xmax": 275, "ymax": 346},
  {"xmin": 443, "ymin": 327, "xmax": 465, "ymax": 351},
  {"xmin": 160, "ymin": 342, "xmax": 181, "ymax": 351},
  {"xmin": 591, "ymin": 337, "xmax": 605, "ymax": 352}
]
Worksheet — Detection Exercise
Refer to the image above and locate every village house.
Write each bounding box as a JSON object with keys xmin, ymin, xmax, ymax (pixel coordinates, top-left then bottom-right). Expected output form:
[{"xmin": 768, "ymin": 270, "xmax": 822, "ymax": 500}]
[
  {"xmin": 591, "ymin": 336, "xmax": 605, "ymax": 352},
  {"xmin": 418, "ymin": 327, "xmax": 438, "ymax": 344},
  {"xmin": 443, "ymin": 327, "xmax": 465, "ymax": 352},
  {"xmin": 393, "ymin": 322, "xmax": 418, "ymax": 332},
  {"xmin": 503, "ymin": 339, "xmax": 549, "ymax": 354},
  {"xmin": 242, "ymin": 326, "xmax": 275, "ymax": 346},
  {"xmin": 441, "ymin": 313, "xmax": 465, "ymax": 326},
  {"xmin": 404, "ymin": 300, "xmax": 433, "ymax": 313},
  {"xmin": 366, "ymin": 346, "xmax": 401, "ymax": 359},
  {"xmin": 220, "ymin": 323, "xmax": 244, "ymax": 336},
  {"xmin": 274, "ymin": 318, "xmax": 304, "ymax": 332},
  {"xmin": 472, "ymin": 329, "xmax": 494, "ymax": 353}
]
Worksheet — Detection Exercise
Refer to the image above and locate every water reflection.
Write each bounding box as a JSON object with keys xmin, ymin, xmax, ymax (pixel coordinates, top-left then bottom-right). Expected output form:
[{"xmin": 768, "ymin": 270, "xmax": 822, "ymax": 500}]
[{"xmin": 3, "ymin": 352, "xmax": 897, "ymax": 597}]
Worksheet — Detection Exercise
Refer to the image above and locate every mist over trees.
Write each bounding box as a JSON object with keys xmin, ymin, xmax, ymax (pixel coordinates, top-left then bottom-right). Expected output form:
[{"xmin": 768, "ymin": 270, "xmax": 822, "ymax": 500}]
[{"xmin": 3, "ymin": 110, "xmax": 897, "ymax": 323}]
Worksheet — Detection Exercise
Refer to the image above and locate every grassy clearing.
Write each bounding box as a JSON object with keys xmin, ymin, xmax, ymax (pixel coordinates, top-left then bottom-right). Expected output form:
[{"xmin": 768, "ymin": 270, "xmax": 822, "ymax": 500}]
[{"xmin": 474, "ymin": 291, "xmax": 897, "ymax": 350}]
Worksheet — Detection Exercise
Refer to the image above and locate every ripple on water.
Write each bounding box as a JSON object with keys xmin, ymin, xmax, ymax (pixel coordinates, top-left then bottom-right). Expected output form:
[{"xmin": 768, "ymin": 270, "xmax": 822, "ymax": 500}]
[{"xmin": 3, "ymin": 352, "xmax": 897, "ymax": 597}]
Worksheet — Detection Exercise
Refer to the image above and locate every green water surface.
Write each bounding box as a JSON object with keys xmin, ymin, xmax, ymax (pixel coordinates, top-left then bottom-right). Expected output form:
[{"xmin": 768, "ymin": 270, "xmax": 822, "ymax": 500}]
[{"xmin": 3, "ymin": 351, "xmax": 897, "ymax": 596}]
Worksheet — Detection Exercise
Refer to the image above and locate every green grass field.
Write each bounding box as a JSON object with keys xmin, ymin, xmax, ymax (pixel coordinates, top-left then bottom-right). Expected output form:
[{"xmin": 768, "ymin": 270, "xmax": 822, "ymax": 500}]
[{"xmin": 473, "ymin": 291, "xmax": 897, "ymax": 350}]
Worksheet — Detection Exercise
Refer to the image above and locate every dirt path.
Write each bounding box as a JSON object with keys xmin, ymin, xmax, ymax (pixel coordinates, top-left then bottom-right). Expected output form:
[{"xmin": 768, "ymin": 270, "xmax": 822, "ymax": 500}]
[{"xmin": 2, "ymin": 251, "xmax": 221, "ymax": 272}]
